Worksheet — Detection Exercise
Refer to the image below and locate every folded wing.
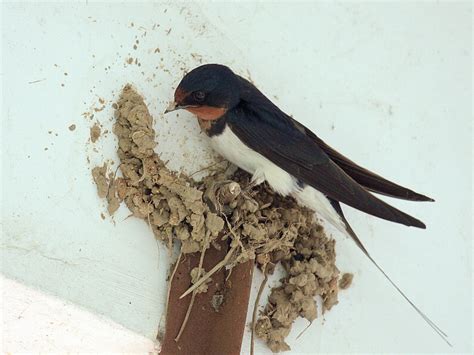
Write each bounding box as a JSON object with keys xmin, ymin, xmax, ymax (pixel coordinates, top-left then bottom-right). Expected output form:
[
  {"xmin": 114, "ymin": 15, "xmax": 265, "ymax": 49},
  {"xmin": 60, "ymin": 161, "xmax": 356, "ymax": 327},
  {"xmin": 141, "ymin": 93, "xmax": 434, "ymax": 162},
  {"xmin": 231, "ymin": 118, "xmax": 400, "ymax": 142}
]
[
  {"xmin": 228, "ymin": 107, "xmax": 426, "ymax": 228},
  {"xmin": 287, "ymin": 118, "xmax": 434, "ymax": 201}
]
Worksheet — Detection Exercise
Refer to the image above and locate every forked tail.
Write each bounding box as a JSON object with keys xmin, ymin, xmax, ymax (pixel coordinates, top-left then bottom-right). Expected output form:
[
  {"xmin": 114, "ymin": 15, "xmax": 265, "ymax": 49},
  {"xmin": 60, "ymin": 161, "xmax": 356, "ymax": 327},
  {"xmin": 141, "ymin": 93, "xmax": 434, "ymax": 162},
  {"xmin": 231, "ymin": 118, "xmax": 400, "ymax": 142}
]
[{"xmin": 329, "ymin": 199, "xmax": 451, "ymax": 347}]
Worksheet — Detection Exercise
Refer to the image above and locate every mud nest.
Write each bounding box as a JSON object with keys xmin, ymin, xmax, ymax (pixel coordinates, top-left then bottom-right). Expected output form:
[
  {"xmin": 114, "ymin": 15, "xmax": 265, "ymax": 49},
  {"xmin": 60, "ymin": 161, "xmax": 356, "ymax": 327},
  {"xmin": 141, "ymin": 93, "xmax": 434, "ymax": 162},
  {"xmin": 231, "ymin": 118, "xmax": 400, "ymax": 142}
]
[{"xmin": 92, "ymin": 84, "xmax": 351, "ymax": 352}]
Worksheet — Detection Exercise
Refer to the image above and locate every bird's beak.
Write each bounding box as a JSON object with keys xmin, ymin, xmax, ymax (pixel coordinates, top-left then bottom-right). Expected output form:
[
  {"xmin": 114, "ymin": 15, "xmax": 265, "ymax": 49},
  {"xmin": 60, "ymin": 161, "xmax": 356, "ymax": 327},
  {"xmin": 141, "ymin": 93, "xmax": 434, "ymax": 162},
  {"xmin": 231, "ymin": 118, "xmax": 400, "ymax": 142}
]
[{"xmin": 164, "ymin": 101, "xmax": 186, "ymax": 114}]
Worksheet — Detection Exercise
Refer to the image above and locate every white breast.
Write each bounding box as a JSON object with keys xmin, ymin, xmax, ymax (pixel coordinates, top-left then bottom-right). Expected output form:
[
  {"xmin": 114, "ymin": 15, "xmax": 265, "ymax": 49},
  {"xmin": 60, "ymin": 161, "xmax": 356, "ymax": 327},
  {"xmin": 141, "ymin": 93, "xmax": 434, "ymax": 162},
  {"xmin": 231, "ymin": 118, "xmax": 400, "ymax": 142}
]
[
  {"xmin": 209, "ymin": 125, "xmax": 345, "ymax": 230},
  {"xmin": 210, "ymin": 126, "xmax": 297, "ymax": 195}
]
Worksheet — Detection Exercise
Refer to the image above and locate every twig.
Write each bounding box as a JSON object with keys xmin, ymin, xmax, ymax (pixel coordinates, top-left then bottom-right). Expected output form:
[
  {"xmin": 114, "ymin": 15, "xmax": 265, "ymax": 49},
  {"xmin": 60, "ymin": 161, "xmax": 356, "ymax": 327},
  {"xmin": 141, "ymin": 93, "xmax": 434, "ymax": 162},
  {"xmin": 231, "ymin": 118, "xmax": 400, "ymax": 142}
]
[
  {"xmin": 295, "ymin": 321, "xmax": 313, "ymax": 340},
  {"xmin": 146, "ymin": 201, "xmax": 153, "ymax": 229},
  {"xmin": 175, "ymin": 279, "xmax": 197, "ymax": 341},
  {"xmin": 220, "ymin": 221, "xmax": 243, "ymax": 240},
  {"xmin": 180, "ymin": 213, "xmax": 242, "ymax": 299},
  {"xmin": 175, "ymin": 237, "xmax": 208, "ymax": 342},
  {"xmin": 251, "ymin": 266, "xmax": 269, "ymax": 355},
  {"xmin": 188, "ymin": 158, "xmax": 225, "ymax": 178},
  {"xmin": 222, "ymin": 213, "xmax": 244, "ymax": 251},
  {"xmin": 165, "ymin": 251, "xmax": 182, "ymax": 318},
  {"xmin": 179, "ymin": 244, "xmax": 238, "ymax": 299}
]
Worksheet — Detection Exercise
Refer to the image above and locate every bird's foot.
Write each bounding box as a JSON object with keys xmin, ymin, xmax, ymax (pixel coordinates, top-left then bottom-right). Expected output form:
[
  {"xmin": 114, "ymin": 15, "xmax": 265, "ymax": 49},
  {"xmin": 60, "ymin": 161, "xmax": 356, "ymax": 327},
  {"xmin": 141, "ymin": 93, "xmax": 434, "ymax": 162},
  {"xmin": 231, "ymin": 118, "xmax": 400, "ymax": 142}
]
[{"xmin": 242, "ymin": 178, "xmax": 262, "ymax": 197}]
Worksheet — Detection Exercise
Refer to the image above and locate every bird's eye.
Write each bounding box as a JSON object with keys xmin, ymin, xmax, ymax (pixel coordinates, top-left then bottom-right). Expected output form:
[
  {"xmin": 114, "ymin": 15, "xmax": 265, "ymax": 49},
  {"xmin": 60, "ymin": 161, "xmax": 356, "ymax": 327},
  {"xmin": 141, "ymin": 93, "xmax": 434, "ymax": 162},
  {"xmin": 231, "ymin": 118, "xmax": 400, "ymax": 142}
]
[{"xmin": 193, "ymin": 91, "xmax": 206, "ymax": 102}]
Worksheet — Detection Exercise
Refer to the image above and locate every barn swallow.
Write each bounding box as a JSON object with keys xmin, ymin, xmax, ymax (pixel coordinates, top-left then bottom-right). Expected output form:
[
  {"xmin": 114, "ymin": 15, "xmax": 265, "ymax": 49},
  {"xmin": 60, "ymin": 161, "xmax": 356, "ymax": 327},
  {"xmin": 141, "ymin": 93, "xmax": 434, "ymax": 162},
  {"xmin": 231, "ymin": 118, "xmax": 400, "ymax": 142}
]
[{"xmin": 165, "ymin": 64, "xmax": 449, "ymax": 345}]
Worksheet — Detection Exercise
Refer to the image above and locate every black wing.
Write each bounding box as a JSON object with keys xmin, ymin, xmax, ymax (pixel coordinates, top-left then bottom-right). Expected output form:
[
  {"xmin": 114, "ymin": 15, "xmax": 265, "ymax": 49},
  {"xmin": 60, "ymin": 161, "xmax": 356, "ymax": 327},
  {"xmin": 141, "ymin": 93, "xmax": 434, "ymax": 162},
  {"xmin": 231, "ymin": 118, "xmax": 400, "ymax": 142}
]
[
  {"xmin": 227, "ymin": 106, "xmax": 426, "ymax": 228},
  {"xmin": 237, "ymin": 77, "xmax": 433, "ymax": 202},
  {"xmin": 305, "ymin": 130, "xmax": 434, "ymax": 201},
  {"xmin": 289, "ymin": 118, "xmax": 434, "ymax": 201}
]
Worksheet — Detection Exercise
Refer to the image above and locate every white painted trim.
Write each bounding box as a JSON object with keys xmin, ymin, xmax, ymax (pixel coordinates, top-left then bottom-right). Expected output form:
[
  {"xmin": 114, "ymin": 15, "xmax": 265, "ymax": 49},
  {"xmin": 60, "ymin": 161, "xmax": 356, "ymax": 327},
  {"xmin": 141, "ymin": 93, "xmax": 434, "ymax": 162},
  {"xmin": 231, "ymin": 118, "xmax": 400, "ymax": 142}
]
[{"xmin": 1, "ymin": 276, "xmax": 158, "ymax": 353}]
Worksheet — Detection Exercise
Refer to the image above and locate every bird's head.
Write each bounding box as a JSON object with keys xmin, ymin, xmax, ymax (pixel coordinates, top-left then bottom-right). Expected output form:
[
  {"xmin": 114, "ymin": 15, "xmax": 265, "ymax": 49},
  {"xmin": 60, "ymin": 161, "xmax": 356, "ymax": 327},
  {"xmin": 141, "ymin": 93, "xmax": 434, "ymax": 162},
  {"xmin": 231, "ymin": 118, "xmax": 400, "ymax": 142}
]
[{"xmin": 164, "ymin": 64, "xmax": 241, "ymax": 120}]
